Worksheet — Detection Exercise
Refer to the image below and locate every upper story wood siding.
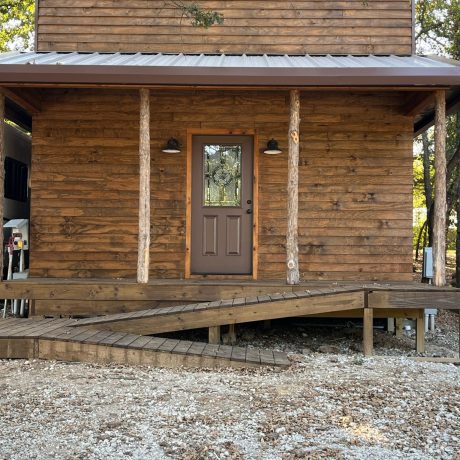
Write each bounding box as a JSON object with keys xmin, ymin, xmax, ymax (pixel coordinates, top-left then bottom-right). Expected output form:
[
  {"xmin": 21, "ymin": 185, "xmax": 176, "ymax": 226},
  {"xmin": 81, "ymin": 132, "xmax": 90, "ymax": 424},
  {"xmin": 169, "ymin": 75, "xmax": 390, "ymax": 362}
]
[{"xmin": 36, "ymin": 0, "xmax": 414, "ymax": 55}]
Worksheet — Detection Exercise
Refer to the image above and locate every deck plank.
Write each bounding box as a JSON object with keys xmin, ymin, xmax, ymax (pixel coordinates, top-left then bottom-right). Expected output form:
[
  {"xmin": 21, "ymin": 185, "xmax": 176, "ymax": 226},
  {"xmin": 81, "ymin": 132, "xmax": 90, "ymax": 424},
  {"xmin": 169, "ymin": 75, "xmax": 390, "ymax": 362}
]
[
  {"xmin": 187, "ymin": 341, "xmax": 207, "ymax": 356},
  {"xmin": 112, "ymin": 334, "xmax": 141, "ymax": 347},
  {"xmin": 171, "ymin": 340, "xmax": 193, "ymax": 355},
  {"xmin": 158, "ymin": 339, "xmax": 180, "ymax": 353},
  {"xmin": 125, "ymin": 335, "xmax": 152, "ymax": 349},
  {"xmin": 142, "ymin": 337, "xmax": 168, "ymax": 351}
]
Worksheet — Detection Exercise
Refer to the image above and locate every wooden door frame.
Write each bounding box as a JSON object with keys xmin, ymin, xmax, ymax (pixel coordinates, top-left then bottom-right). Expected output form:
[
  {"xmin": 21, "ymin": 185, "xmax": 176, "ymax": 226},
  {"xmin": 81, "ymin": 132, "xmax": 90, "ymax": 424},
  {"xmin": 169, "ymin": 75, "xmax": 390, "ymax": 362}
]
[{"xmin": 185, "ymin": 128, "xmax": 259, "ymax": 280}]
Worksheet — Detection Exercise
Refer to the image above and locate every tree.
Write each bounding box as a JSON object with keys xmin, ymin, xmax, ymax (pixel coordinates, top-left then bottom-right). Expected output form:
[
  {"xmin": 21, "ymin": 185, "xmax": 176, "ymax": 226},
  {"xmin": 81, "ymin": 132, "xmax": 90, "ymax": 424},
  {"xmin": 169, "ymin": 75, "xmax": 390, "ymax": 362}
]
[
  {"xmin": 416, "ymin": 0, "xmax": 460, "ymax": 57},
  {"xmin": 169, "ymin": 1, "xmax": 223, "ymax": 28},
  {"xmin": 0, "ymin": 0, "xmax": 35, "ymax": 52}
]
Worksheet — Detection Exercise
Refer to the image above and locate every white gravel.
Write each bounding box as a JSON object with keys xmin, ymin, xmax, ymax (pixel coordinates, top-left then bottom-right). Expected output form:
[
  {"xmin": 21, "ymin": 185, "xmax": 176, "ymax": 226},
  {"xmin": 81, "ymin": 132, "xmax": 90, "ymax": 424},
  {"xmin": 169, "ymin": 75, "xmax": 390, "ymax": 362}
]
[{"xmin": 0, "ymin": 355, "xmax": 459, "ymax": 460}]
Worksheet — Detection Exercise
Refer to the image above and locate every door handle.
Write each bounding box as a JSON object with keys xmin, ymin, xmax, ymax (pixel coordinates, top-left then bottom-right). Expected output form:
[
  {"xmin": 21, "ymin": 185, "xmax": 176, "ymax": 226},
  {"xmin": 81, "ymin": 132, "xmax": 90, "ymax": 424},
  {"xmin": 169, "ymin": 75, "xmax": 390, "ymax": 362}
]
[{"xmin": 246, "ymin": 209, "xmax": 252, "ymax": 214}]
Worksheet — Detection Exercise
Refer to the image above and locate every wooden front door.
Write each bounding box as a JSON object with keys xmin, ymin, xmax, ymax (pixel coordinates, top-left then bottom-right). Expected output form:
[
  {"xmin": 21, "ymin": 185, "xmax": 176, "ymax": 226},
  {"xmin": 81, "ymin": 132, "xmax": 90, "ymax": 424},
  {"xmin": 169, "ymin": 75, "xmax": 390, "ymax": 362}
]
[{"xmin": 191, "ymin": 135, "xmax": 253, "ymax": 274}]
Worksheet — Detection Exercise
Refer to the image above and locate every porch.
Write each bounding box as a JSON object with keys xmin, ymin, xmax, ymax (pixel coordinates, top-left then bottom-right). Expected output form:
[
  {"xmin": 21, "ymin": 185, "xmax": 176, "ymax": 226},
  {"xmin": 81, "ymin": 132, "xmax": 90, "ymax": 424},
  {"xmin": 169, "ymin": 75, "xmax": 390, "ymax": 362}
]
[
  {"xmin": 0, "ymin": 52, "xmax": 457, "ymax": 288},
  {"xmin": 1, "ymin": 52, "xmax": 460, "ymax": 363}
]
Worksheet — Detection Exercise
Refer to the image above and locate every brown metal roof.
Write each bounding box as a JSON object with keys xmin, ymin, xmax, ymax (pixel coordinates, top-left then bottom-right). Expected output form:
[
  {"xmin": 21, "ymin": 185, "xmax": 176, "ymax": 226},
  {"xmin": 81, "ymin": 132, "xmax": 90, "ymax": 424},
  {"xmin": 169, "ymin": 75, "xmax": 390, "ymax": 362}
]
[{"xmin": 0, "ymin": 52, "xmax": 460, "ymax": 87}]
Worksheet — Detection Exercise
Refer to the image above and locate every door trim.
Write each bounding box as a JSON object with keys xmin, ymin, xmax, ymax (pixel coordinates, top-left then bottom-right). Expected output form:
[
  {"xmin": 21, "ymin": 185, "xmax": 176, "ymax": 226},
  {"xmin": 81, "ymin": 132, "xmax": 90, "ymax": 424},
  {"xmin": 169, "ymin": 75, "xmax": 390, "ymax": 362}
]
[{"xmin": 185, "ymin": 128, "xmax": 258, "ymax": 279}]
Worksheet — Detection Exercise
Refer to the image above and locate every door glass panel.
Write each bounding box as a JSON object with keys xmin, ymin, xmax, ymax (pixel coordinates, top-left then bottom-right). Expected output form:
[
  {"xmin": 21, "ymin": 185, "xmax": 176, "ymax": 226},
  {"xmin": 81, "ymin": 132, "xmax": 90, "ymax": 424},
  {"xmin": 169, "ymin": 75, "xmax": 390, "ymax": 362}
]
[{"xmin": 203, "ymin": 144, "xmax": 242, "ymax": 207}]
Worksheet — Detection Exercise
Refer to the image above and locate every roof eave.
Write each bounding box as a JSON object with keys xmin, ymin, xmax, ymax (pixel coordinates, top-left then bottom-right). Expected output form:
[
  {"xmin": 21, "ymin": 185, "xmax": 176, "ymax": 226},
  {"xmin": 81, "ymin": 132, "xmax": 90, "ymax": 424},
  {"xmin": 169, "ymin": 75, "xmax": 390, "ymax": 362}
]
[{"xmin": 1, "ymin": 65, "xmax": 460, "ymax": 87}]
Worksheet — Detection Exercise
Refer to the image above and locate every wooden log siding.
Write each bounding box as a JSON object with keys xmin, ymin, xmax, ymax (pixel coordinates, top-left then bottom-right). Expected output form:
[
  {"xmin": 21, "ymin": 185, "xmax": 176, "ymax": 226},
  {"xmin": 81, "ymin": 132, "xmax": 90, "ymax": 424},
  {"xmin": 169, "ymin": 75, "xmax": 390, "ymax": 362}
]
[
  {"xmin": 30, "ymin": 89, "xmax": 413, "ymax": 281},
  {"xmin": 36, "ymin": 0, "xmax": 413, "ymax": 55}
]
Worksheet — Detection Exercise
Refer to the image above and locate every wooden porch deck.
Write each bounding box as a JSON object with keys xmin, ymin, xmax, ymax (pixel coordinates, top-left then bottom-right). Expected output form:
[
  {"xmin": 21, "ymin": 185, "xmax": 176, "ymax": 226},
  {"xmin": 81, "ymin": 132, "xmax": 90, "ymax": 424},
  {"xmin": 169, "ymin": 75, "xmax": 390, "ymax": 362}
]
[
  {"xmin": 0, "ymin": 278, "xmax": 459, "ymax": 317},
  {"xmin": 1, "ymin": 280, "xmax": 459, "ymax": 364}
]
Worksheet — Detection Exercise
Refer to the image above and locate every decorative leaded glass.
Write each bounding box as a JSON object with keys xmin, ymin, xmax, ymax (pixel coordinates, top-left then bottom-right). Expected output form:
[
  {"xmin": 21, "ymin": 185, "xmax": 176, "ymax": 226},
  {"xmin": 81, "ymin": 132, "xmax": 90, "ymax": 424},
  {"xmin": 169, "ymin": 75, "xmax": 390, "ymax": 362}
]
[{"xmin": 203, "ymin": 144, "xmax": 242, "ymax": 207}]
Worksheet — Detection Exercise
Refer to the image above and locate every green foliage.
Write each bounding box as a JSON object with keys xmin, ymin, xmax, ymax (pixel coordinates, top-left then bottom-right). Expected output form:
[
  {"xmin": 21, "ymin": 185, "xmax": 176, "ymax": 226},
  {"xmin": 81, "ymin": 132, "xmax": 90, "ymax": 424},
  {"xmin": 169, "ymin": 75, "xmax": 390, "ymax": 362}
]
[
  {"xmin": 170, "ymin": 1, "xmax": 224, "ymax": 28},
  {"xmin": 0, "ymin": 0, "xmax": 35, "ymax": 52},
  {"xmin": 416, "ymin": 0, "xmax": 460, "ymax": 58},
  {"xmin": 413, "ymin": 154, "xmax": 427, "ymax": 209}
]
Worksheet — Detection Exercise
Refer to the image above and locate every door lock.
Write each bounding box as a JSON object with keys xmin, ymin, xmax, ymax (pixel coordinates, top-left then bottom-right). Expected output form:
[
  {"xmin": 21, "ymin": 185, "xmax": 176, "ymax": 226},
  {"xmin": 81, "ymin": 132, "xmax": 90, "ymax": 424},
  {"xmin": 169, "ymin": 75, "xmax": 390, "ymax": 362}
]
[{"xmin": 246, "ymin": 209, "xmax": 253, "ymax": 214}]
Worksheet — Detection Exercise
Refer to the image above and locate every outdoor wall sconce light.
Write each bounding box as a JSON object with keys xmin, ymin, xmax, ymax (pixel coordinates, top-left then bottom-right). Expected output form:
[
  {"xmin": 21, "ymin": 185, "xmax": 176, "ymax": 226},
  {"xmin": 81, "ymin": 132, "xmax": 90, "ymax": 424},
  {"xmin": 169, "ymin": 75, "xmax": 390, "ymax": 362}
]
[
  {"xmin": 162, "ymin": 138, "xmax": 181, "ymax": 153},
  {"xmin": 263, "ymin": 138, "xmax": 282, "ymax": 155}
]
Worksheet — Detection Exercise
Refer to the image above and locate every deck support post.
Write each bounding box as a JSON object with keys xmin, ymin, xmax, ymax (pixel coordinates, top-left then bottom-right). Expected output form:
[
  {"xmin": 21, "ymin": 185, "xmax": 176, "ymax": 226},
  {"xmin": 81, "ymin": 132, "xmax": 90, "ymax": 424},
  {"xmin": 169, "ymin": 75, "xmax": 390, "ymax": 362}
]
[
  {"xmin": 363, "ymin": 307, "xmax": 373, "ymax": 357},
  {"xmin": 286, "ymin": 89, "xmax": 300, "ymax": 285},
  {"xmin": 416, "ymin": 310, "xmax": 426, "ymax": 353},
  {"xmin": 433, "ymin": 89, "xmax": 447, "ymax": 287},
  {"xmin": 228, "ymin": 324, "xmax": 237, "ymax": 345},
  {"xmin": 137, "ymin": 88, "xmax": 150, "ymax": 284},
  {"xmin": 395, "ymin": 317, "xmax": 405, "ymax": 338},
  {"xmin": 209, "ymin": 326, "xmax": 221, "ymax": 344},
  {"xmin": 0, "ymin": 91, "xmax": 4, "ymax": 281}
]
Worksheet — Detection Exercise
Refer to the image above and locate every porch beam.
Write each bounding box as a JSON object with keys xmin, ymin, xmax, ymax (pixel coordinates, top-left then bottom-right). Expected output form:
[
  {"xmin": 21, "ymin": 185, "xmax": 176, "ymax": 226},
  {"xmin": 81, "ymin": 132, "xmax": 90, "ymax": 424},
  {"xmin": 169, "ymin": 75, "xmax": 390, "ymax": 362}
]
[
  {"xmin": 0, "ymin": 91, "xmax": 4, "ymax": 280},
  {"xmin": 137, "ymin": 88, "xmax": 151, "ymax": 284},
  {"xmin": 433, "ymin": 89, "xmax": 447, "ymax": 287},
  {"xmin": 402, "ymin": 92, "xmax": 434, "ymax": 117},
  {"xmin": 287, "ymin": 89, "xmax": 300, "ymax": 285},
  {"xmin": 1, "ymin": 87, "xmax": 41, "ymax": 114}
]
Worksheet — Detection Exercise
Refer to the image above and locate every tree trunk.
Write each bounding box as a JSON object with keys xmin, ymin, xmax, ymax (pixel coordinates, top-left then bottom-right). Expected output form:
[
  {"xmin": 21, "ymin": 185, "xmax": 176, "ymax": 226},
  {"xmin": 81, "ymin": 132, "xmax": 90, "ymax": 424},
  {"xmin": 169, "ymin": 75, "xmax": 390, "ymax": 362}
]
[
  {"xmin": 415, "ymin": 219, "xmax": 427, "ymax": 262},
  {"xmin": 456, "ymin": 182, "xmax": 460, "ymax": 287},
  {"xmin": 286, "ymin": 89, "xmax": 300, "ymax": 285},
  {"xmin": 433, "ymin": 90, "xmax": 447, "ymax": 287},
  {"xmin": 421, "ymin": 131, "xmax": 433, "ymax": 246},
  {"xmin": 137, "ymin": 88, "xmax": 150, "ymax": 284},
  {"xmin": 0, "ymin": 92, "xmax": 4, "ymax": 281}
]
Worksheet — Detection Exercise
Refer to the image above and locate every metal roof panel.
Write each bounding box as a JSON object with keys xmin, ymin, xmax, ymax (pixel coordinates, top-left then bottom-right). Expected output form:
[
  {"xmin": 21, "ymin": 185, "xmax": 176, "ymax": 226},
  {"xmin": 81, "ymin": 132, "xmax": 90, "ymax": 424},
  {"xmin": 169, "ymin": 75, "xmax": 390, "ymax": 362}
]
[
  {"xmin": 0, "ymin": 51, "xmax": 459, "ymax": 70},
  {"xmin": 1, "ymin": 52, "xmax": 460, "ymax": 87}
]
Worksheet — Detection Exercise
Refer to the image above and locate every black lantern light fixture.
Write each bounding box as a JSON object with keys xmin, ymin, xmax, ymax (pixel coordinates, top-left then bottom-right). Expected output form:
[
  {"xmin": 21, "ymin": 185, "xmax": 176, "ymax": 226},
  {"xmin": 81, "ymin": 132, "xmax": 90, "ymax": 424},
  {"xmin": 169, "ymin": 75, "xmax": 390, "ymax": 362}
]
[
  {"xmin": 263, "ymin": 138, "xmax": 282, "ymax": 155},
  {"xmin": 162, "ymin": 137, "xmax": 181, "ymax": 153}
]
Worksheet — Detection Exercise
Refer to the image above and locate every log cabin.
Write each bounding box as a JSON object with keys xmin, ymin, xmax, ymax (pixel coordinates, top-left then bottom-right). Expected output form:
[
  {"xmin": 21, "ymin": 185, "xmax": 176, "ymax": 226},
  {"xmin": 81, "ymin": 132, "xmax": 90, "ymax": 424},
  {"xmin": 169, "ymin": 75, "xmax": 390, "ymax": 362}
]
[{"xmin": 0, "ymin": 0, "xmax": 460, "ymax": 357}]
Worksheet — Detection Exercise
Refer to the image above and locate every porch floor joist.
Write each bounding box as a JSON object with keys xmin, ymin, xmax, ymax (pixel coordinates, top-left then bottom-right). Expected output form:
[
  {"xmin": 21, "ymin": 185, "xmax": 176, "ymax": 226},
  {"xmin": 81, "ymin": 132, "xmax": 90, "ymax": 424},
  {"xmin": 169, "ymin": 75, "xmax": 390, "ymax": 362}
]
[
  {"xmin": 72, "ymin": 286, "xmax": 365, "ymax": 335},
  {"xmin": 0, "ymin": 318, "xmax": 290, "ymax": 369}
]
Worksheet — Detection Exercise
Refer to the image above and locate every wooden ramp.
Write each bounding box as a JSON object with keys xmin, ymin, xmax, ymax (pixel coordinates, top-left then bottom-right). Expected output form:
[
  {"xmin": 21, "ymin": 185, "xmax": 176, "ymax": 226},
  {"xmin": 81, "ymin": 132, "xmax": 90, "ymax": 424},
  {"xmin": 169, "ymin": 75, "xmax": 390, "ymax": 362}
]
[
  {"xmin": 0, "ymin": 318, "xmax": 290, "ymax": 369},
  {"xmin": 72, "ymin": 286, "xmax": 365, "ymax": 335}
]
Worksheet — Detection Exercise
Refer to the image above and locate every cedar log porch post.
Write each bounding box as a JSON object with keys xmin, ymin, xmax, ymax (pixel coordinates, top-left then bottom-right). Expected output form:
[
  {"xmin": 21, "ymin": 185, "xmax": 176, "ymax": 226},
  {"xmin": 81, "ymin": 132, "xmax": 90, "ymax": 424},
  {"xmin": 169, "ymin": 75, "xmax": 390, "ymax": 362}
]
[
  {"xmin": 0, "ymin": 91, "xmax": 4, "ymax": 280},
  {"xmin": 433, "ymin": 90, "xmax": 447, "ymax": 287},
  {"xmin": 287, "ymin": 89, "xmax": 300, "ymax": 285},
  {"xmin": 137, "ymin": 88, "xmax": 151, "ymax": 283}
]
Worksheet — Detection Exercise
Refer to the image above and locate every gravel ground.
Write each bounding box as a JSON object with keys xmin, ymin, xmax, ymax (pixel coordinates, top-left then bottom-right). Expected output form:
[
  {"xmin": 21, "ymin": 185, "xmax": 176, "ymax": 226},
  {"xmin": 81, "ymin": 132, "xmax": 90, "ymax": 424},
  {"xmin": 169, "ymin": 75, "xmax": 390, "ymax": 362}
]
[
  {"xmin": 0, "ymin": 312, "xmax": 459, "ymax": 460},
  {"xmin": 0, "ymin": 356, "xmax": 459, "ymax": 460}
]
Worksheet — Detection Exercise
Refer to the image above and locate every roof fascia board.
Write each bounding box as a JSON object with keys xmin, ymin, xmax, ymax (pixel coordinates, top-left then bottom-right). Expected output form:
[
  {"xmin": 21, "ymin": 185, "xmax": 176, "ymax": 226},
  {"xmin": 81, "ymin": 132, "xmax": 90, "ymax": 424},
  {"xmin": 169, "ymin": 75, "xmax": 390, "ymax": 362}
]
[{"xmin": 1, "ymin": 64, "xmax": 460, "ymax": 87}]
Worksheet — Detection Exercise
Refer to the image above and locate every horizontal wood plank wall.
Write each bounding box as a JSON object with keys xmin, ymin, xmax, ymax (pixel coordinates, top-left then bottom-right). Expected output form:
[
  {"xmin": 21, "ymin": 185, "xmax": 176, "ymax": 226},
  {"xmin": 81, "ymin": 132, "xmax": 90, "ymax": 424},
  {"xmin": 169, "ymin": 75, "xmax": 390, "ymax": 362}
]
[
  {"xmin": 36, "ymin": 0, "xmax": 413, "ymax": 55},
  {"xmin": 258, "ymin": 92, "xmax": 413, "ymax": 281},
  {"xmin": 295, "ymin": 92, "xmax": 413, "ymax": 281},
  {"xmin": 31, "ymin": 89, "xmax": 412, "ymax": 281},
  {"xmin": 31, "ymin": 89, "xmax": 140, "ymax": 278}
]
